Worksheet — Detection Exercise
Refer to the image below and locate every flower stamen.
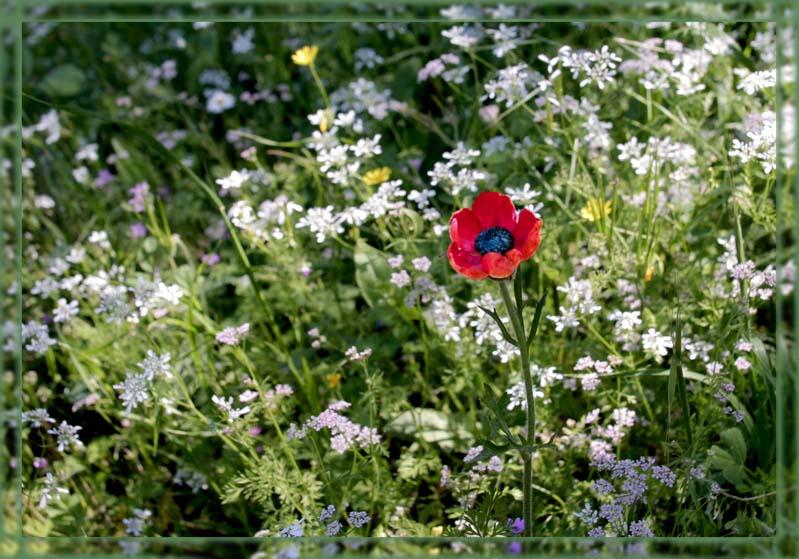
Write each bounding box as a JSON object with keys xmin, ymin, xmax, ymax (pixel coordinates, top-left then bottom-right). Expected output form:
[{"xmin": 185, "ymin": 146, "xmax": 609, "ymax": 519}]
[{"xmin": 474, "ymin": 226, "xmax": 515, "ymax": 255}]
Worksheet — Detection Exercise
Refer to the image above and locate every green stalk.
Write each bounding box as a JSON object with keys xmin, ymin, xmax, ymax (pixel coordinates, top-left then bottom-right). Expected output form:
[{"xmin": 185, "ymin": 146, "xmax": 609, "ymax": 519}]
[
  {"xmin": 308, "ymin": 62, "xmax": 330, "ymax": 109},
  {"xmin": 498, "ymin": 278, "xmax": 535, "ymax": 537}
]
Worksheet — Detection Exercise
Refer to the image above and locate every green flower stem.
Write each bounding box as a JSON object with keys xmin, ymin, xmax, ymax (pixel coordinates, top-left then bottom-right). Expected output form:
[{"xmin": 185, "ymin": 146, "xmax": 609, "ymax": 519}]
[
  {"xmin": 498, "ymin": 277, "xmax": 535, "ymax": 537},
  {"xmin": 309, "ymin": 62, "xmax": 330, "ymax": 109}
]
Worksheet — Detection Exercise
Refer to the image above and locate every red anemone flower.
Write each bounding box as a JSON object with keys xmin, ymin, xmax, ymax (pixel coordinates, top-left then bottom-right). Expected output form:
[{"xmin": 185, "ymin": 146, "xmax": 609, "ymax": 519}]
[{"xmin": 448, "ymin": 191, "xmax": 542, "ymax": 280}]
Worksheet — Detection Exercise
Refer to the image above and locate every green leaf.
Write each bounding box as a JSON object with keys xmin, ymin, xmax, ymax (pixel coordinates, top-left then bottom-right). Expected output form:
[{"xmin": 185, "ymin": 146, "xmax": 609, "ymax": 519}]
[
  {"xmin": 470, "ymin": 439, "xmax": 512, "ymax": 463},
  {"xmin": 481, "ymin": 394, "xmax": 517, "ymax": 442},
  {"xmin": 477, "ymin": 305, "xmax": 516, "ymax": 346},
  {"xmin": 513, "ymin": 270, "xmax": 524, "ymax": 319},
  {"xmin": 720, "ymin": 427, "xmax": 747, "ymax": 464},
  {"xmin": 526, "ymin": 292, "xmax": 547, "ymax": 348},
  {"xmin": 59, "ymin": 455, "xmax": 87, "ymax": 479},
  {"xmin": 40, "ymin": 64, "xmax": 86, "ymax": 97},
  {"xmin": 708, "ymin": 445, "xmax": 736, "ymax": 471},
  {"xmin": 751, "ymin": 337, "xmax": 776, "ymax": 413},
  {"xmin": 386, "ymin": 409, "xmax": 473, "ymax": 451},
  {"xmin": 667, "ymin": 344, "xmax": 676, "ymax": 436},
  {"xmin": 722, "ymin": 463, "xmax": 745, "ymax": 486},
  {"xmin": 353, "ymin": 239, "xmax": 391, "ymax": 307},
  {"xmin": 396, "ymin": 445, "xmax": 441, "ymax": 482},
  {"xmin": 86, "ymin": 437, "xmax": 115, "ymax": 466},
  {"xmin": 668, "ymin": 316, "xmax": 692, "ymax": 447}
]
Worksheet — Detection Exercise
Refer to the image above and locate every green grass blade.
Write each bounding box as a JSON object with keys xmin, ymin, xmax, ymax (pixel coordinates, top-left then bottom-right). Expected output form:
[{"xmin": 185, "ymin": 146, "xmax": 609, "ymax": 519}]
[{"xmin": 526, "ymin": 291, "xmax": 547, "ymax": 349}]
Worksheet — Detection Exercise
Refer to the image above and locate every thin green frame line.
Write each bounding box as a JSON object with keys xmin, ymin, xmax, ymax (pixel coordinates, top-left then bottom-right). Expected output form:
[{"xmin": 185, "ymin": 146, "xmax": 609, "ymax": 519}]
[
  {"xmin": 6, "ymin": 0, "xmax": 792, "ymax": 539},
  {"xmin": 15, "ymin": 16, "xmax": 786, "ymax": 23},
  {"xmin": 12, "ymin": 0, "xmax": 790, "ymax": 6},
  {"xmin": 0, "ymin": 9, "xmax": 7, "ymax": 552},
  {"xmin": 18, "ymin": 535, "xmax": 783, "ymax": 543},
  {"xmin": 774, "ymin": 9, "xmax": 792, "ymax": 554},
  {"xmin": 5, "ymin": 0, "xmax": 796, "ymax": 555},
  {"xmin": 15, "ymin": 3, "xmax": 25, "ymax": 555},
  {"xmin": 8, "ymin": 0, "xmax": 789, "ymax": 23},
  {"xmin": 792, "ymin": 0, "xmax": 799, "ymax": 549},
  {"xmin": 775, "ymin": 9, "xmax": 784, "ymax": 553},
  {"xmin": 7, "ymin": 552, "xmax": 785, "ymax": 559}
]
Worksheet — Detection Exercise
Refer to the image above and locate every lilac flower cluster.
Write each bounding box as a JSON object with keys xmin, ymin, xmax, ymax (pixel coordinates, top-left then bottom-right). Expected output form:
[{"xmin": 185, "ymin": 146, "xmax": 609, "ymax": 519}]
[
  {"xmin": 276, "ymin": 505, "xmax": 371, "ymax": 537},
  {"xmin": 575, "ymin": 455, "xmax": 675, "ymax": 537},
  {"xmin": 215, "ymin": 322, "xmax": 250, "ymax": 346},
  {"xmin": 570, "ymin": 354, "xmax": 619, "ymax": 392},
  {"xmin": 127, "ymin": 180, "xmax": 150, "ymax": 212},
  {"xmin": 287, "ymin": 401, "xmax": 380, "ymax": 454}
]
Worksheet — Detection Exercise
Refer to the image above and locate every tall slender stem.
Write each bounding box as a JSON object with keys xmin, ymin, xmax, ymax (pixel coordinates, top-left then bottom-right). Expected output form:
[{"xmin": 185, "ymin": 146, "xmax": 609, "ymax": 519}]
[
  {"xmin": 308, "ymin": 63, "xmax": 330, "ymax": 109},
  {"xmin": 498, "ymin": 278, "xmax": 535, "ymax": 537}
]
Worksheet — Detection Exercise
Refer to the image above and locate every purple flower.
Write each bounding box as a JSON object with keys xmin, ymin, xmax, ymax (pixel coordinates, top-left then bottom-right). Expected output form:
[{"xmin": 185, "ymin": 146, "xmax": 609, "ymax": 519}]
[
  {"xmin": 33, "ymin": 457, "xmax": 47, "ymax": 469},
  {"xmin": 302, "ymin": 401, "xmax": 380, "ymax": 454},
  {"xmin": 128, "ymin": 181, "xmax": 149, "ymax": 212},
  {"xmin": 588, "ymin": 526, "xmax": 605, "ymax": 537},
  {"xmin": 94, "ymin": 169, "xmax": 116, "ymax": 188},
  {"xmin": 348, "ymin": 511, "xmax": 370, "ymax": 528},
  {"xmin": 599, "ymin": 502, "xmax": 624, "ymax": 524},
  {"xmin": 592, "ymin": 479, "xmax": 615, "ymax": 495},
  {"xmin": 508, "ymin": 517, "xmax": 524, "ymax": 535},
  {"xmin": 318, "ymin": 505, "xmax": 336, "ymax": 522},
  {"xmin": 652, "ymin": 465, "xmax": 676, "ymax": 487},
  {"xmin": 216, "ymin": 323, "xmax": 250, "ymax": 345},
  {"xmin": 629, "ymin": 519, "xmax": 654, "ymax": 537},
  {"xmin": 202, "ymin": 253, "xmax": 220, "ymax": 266},
  {"xmin": 325, "ymin": 520, "xmax": 342, "ymax": 536},
  {"xmin": 130, "ymin": 222, "xmax": 147, "ymax": 238}
]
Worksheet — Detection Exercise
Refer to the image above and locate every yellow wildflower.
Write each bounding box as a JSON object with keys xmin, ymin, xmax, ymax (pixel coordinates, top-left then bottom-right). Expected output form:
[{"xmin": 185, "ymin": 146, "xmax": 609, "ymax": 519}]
[
  {"xmin": 362, "ymin": 167, "xmax": 391, "ymax": 186},
  {"xmin": 291, "ymin": 45, "xmax": 319, "ymax": 66},
  {"xmin": 315, "ymin": 109, "xmax": 334, "ymax": 132},
  {"xmin": 644, "ymin": 265, "xmax": 654, "ymax": 282},
  {"xmin": 326, "ymin": 372, "xmax": 341, "ymax": 389},
  {"xmin": 579, "ymin": 199, "xmax": 612, "ymax": 222}
]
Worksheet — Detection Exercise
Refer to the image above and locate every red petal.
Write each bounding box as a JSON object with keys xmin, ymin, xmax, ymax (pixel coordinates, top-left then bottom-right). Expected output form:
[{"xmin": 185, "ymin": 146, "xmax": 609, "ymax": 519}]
[
  {"xmin": 481, "ymin": 252, "xmax": 518, "ymax": 279},
  {"xmin": 504, "ymin": 248, "xmax": 523, "ymax": 266},
  {"xmin": 472, "ymin": 191, "xmax": 517, "ymax": 231},
  {"xmin": 513, "ymin": 209, "xmax": 543, "ymax": 260},
  {"xmin": 449, "ymin": 208, "xmax": 483, "ymax": 252},
  {"xmin": 448, "ymin": 243, "xmax": 488, "ymax": 280}
]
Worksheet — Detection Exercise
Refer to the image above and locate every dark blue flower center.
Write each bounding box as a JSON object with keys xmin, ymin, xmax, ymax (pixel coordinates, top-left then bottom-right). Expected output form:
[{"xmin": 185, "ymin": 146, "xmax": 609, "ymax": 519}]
[{"xmin": 474, "ymin": 227, "xmax": 515, "ymax": 255}]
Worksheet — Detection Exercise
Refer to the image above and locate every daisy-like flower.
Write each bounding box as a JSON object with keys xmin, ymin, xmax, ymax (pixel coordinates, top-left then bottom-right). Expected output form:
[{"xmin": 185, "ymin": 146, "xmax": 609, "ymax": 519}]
[
  {"xmin": 292, "ymin": 45, "xmax": 319, "ymax": 66},
  {"xmin": 206, "ymin": 90, "xmax": 236, "ymax": 114},
  {"xmin": 216, "ymin": 169, "xmax": 250, "ymax": 195},
  {"xmin": 447, "ymin": 191, "xmax": 542, "ymax": 279},
  {"xmin": 47, "ymin": 421, "xmax": 84, "ymax": 452},
  {"xmin": 113, "ymin": 372, "xmax": 150, "ymax": 415},
  {"xmin": 642, "ymin": 328, "xmax": 673, "ymax": 358},
  {"xmin": 362, "ymin": 167, "xmax": 391, "ymax": 186},
  {"xmin": 579, "ymin": 199, "xmax": 612, "ymax": 222},
  {"xmin": 53, "ymin": 298, "xmax": 79, "ymax": 323},
  {"xmin": 212, "ymin": 395, "xmax": 251, "ymax": 422},
  {"xmin": 38, "ymin": 472, "xmax": 69, "ymax": 509}
]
